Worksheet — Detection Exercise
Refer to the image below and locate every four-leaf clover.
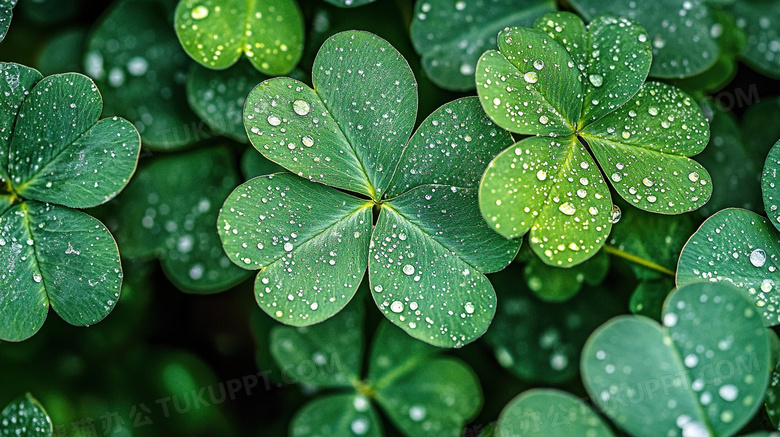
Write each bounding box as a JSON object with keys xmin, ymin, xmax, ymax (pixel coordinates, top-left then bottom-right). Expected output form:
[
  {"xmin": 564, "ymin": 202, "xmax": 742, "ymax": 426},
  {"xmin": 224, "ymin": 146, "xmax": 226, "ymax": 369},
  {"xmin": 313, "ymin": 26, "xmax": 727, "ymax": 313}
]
[{"xmin": 218, "ymin": 30, "xmax": 520, "ymax": 347}]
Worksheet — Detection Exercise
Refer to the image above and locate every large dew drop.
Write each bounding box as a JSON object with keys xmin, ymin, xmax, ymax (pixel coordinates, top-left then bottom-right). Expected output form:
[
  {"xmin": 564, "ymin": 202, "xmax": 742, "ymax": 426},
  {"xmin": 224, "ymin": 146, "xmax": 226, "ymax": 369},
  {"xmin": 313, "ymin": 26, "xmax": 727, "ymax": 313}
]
[
  {"xmin": 292, "ymin": 99, "xmax": 310, "ymax": 116},
  {"xmin": 523, "ymin": 71, "xmax": 538, "ymax": 84},
  {"xmin": 191, "ymin": 5, "xmax": 209, "ymax": 20},
  {"xmin": 750, "ymin": 248, "xmax": 767, "ymax": 268},
  {"xmin": 588, "ymin": 74, "xmax": 604, "ymax": 87}
]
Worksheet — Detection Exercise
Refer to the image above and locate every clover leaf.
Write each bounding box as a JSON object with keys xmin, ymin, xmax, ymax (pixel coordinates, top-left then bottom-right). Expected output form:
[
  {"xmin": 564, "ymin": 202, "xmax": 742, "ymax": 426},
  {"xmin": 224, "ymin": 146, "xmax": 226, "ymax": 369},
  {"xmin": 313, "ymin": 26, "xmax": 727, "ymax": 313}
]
[
  {"xmin": 484, "ymin": 264, "xmax": 622, "ymax": 384},
  {"xmin": 84, "ymin": 0, "xmax": 204, "ymax": 150},
  {"xmin": 0, "ymin": 63, "xmax": 140, "ymax": 341},
  {"xmin": 174, "ymin": 0, "xmax": 303, "ymax": 75},
  {"xmin": 0, "ymin": 393, "xmax": 52, "ymax": 437},
  {"xmin": 269, "ymin": 300, "xmax": 482, "ymax": 437},
  {"xmin": 569, "ymin": 0, "xmax": 720, "ymax": 78},
  {"xmin": 186, "ymin": 60, "xmax": 269, "ymax": 143},
  {"xmin": 726, "ymin": 0, "xmax": 780, "ymax": 80},
  {"xmin": 476, "ymin": 12, "xmax": 711, "ymax": 267},
  {"xmin": 676, "ymin": 139, "xmax": 780, "ymax": 327},
  {"xmin": 0, "ymin": 0, "xmax": 16, "ymax": 43},
  {"xmin": 581, "ymin": 282, "xmax": 771, "ymax": 437},
  {"xmin": 99, "ymin": 146, "xmax": 250, "ymax": 293},
  {"xmin": 495, "ymin": 389, "xmax": 614, "ymax": 437},
  {"xmin": 219, "ymin": 30, "xmax": 519, "ymax": 347},
  {"xmin": 409, "ymin": 0, "xmax": 557, "ymax": 91}
]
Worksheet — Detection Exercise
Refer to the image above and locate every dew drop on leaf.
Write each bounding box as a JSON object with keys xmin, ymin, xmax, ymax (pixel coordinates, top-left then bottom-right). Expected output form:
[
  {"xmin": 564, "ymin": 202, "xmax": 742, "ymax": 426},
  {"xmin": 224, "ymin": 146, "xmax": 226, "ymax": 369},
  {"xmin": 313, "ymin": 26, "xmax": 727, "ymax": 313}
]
[
  {"xmin": 750, "ymin": 248, "xmax": 767, "ymax": 267},
  {"xmin": 523, "ymin": 71, "xmax": 538, "ymax": 83},
  {"xmin": 191, "ymin": 5, "xmax": 209, "ymax": 20},
  {"xmin": 292, "ymin": 99, "xmax": 310, "ymax": 116},
  {"xmin": 588, "ymin": 74, "xmax": 604, "ymax": 87}
]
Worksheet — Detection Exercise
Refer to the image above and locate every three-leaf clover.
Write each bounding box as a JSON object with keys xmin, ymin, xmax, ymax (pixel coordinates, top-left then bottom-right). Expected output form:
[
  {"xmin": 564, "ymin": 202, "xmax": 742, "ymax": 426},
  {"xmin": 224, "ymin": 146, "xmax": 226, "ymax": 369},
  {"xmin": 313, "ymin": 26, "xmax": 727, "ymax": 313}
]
[
  {"xmin": 268, "ymin": 300, "xmax": 482, "ymax": 437},
  {"xmin": 0, "ymin": 63, "xmax": 141, "ymax": 341},
  {"xmin": 174, "ymin": 0, "xmax": 303, "ymax": 75},
  {"xmin": 476, "ymin": 12, "xmax": 711, "ymax": 266},
  {"xmin": 218, "ymin": 30, "xmax": 520, "ymax": 347},
  {"xmin": 581, "ymin": 282, "xmax": 771, "ymax": 437}
]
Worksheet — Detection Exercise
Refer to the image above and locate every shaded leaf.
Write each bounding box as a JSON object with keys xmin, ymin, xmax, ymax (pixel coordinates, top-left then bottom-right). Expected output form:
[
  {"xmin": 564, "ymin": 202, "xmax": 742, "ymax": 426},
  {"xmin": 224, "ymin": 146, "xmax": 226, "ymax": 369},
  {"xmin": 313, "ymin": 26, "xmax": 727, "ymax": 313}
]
[
  {"xmin": 762, "ymin": 139, "xmax": 780, "ymax": 232},
  {"xmin": 290, "ymin": 394, "xmax": 382, "ymax": 437},
  {"xmin": 84, "ymin": 0, "xmax": 203, "ymax": 150},
  {"xmin": 569, "ymin": 0, "xmax": 719, "ymax": 78},
  {"xmin": 496, "ymin": 389, "xmax": 615, "ymax": 437},
  {"xmin": 270, "ymin": 299, "xmax": 364, "ymax": 388},
  {"xmin": 522, "ymin": 250, "xmax": 609, "ymax": 301},
  {"xmin": 101, "ymin": 146, "xmax": 250, "ymax": 293},
  {"xmin": 186, "ymin": 60, "xmax": 269, "ymax": 143},
  {"xmin": 726, "ymin": 0, "xmax": 780, "ymax": 79},
  {"xmin": 0, "ymin": 393, "xmax": 52, "ymax": 437},
  {"xmin": 0, "ymin": 0, "xmax": 16, "ymax": 43},
  {"xmin": 0, "ymin": 63, "xmax": 43, "ymax": 182},
  {"xmin": 410, "ymin": 0, "xmax": 556, "ymax": 91}
]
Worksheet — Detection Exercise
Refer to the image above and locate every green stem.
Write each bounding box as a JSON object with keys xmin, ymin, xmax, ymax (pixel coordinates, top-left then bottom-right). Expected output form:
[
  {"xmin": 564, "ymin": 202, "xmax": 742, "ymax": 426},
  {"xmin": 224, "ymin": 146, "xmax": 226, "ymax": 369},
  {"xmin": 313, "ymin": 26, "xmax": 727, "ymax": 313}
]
[
  {"xmin": 353, "ymin": 379, "xmax": 376, "ymax": 398},
  {"xmin": 603, "ymin": 245, "xmax": 675, "ymax": 277}
]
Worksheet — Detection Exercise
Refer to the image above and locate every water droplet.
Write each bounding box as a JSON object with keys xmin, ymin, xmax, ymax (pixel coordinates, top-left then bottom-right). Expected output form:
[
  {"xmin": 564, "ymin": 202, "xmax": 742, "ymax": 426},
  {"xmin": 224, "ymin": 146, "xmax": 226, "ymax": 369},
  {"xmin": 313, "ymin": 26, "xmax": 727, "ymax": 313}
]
[
  {"xmin": 533, "ymin": 60, "xmax": 545, "ymax": 70},
  {"xmin": 409, "ymin": 405, "xmax": 426, "ymax": 421},
  {"xmin": 292, "ymin": 99, "xmax": 310, "ymax": 116},
  {"xmin": 761, "ymin": 279, "xmax": 774, "ymax": 292},
  {"xmin": 642, "ymin": 177, "xmax": 654, "ymax": 187},
  {"xmin": 523, "ymin": 71, "xmax": 538, "ymax": 83},
  {"xmin": 284, "ymin": 242, "xmax": 294, "ymax": 252},
  {"xmin": 191, "ymin": 5, "xmax": 209, "ymax": 19},
  {"xmin": 719, "ymin": 384, "xmax": 738, "ymax": 402},
  {"xmin": 588, "ymin": 74, "xmax": 604, "ymax": 87},
  {"xmin": 648, "ymin": 107, "xmax": 659, "ymax": 116},
  {"xmin": 688, "ymin": 171, "xmax": 699, "ymax": 182},
  {"xmin": 373, "ymin": 285, "xmax": 383, "ymax": 293},
  {"xmin": 536, "ymin": 170, "xmax": 547, "ymax": 181},
  {"xmin": 464, "ymin": 302, "xmax": 475, "ymax": 314},
  {"xmin": 390, "ymin": 301, "xmax": 404, "ymax": 313},
  {"xmin": 267, "ymin": 115, "xmax": 281, "ymax": 126},
  {"xmin": 539, "ymin": 115, "xmax": 549, "ymax": 124},
  {"xmin": 492, "ymin": 97, "xmax": 501, "ymax": 106},
  {"xmin": 354, "ymin": 396, "xmax": 369, "ymax": 412},
  {"xmin": 663, "ymin": 312, "xmax": 678, "ymax": 327},
  {"xmin": 350, "ymin": 418, "xmax": 369, "ymax": 435},
  {"xmin": 301, "ymin": 135, "xmax": 314, "ymax": 147},
  {"xmin": 402, "ymin": 264, "xmax": 415, "ymax": 275},
  {"xmin": 750, "ymin": 249, "xmax": 766, "ymax": 267},
  {"xmin": 558, "ymin": 202, "xmax": 576, "ymax": 216},
  {"xmin": 684, "ymin": 354, "xmax": 698, "ymax": 368},
  {"xmin": 610, "ymin": 205, "xmax": 621, "ymax": 224},
  {"xmin": 32, "ymin": 273, "xmax": 42, "ymax": 283}
]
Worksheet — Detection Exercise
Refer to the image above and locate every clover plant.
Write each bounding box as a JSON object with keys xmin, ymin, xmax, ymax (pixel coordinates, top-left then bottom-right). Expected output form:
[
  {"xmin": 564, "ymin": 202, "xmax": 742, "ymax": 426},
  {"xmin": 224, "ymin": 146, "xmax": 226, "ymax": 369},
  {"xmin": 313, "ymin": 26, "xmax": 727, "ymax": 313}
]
[
  {"xmin": 268, "ymin": 299, "xmax": 481, "ymax": 437},
  {"xmin": 477, "ymin": 12, "xmax": 711, "ymax": 266},
  {"xmin": 0, "ymin": 63, "xmax": 140, "ymax": 341},
  {"xmin": 218, "ymin": 30, "xmax": 520, "ymax": 347}
]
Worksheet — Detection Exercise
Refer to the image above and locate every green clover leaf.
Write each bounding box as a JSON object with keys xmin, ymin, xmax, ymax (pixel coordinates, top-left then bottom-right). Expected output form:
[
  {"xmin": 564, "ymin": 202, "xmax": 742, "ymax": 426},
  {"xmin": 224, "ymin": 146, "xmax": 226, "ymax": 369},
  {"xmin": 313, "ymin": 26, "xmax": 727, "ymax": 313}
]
[
  {"xmin": 569, "ymin": 0, "xmax": 720, "ymax": 78},
  {"xmin": 476, "ymin": 12, "xmax": 711, "ymax": 267},
  {"xmin": 0, "ymin": 0, "xmax": 16, "ymax": 43},
  {"xmin": 0, "ymin": 63, "xmax": 140, "ymax": 341},
  {"xmin": 0, "ymin": 393, "xmax": 52, "ymax": 437},
  {"xmin": 725, "ymin": 0, "xmax": 780, "ymax": 80},
  {"xmin": 98, "ymin": 146, "xmax": 251, "ymax": 294},
  {"xmin": 268, "ymin": 300, "xmax": 482, "ymax": 437},
  {"xmin": 581, "ymin": 282, "xmax": 771, "ymax": 437},
  {"xmin": 495, "ymin": 389, "xmax": 614, "ymax": 437},
  {"xmin": 409, "ymin": 0, "xmax": 557, "ymax": 91},
  {"xmin": 219, "ymin": 30, "xmax": 519, "ymax": 347},
  {"xmin": 174, "ymin": 0, "xmax": 303, "ymax": 75},
  {"xmin": 84, "ymin": 0, "xmax": 204, "ymax": 150}
]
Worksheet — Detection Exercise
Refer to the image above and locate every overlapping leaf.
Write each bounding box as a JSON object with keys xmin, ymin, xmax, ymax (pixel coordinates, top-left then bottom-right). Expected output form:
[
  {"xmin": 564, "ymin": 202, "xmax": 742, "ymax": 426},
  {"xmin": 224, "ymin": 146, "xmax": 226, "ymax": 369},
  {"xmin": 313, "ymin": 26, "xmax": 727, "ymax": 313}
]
[
  {"xmin": 582, "ymin": 282, "xmax": 771, "ymax": 437},
  {"xmin": 100, "ymin": 146, "xmax": 250, "ymax": 293},
  {"xmin": 174, "ymin": 0, "xmax": 303, "ymax": 75},
  {"xmin": 0, "ymin": 0, "xmax": 16, "ymax": 43},
  {"xmin": 0, "ymin": 64, "xmax": 139, "ymax": 341},
  {"xmin": 409, "ymin": 0, "xmax": 556, "ymax": 91},
  {"xmin": 496, "ymin": 389, "xmax": 614, "ymax": 436},
  {"xmin": 221, "ymin": 30, "xmax": 519, "ymax": 347},
  {"xmin": 726, "ymin": 0, "xmax": 780, "ymax": 80},
  {"xmin": 476, "ymin": 12, "xmax": 711, "ymax": 266},
  {"xmin": 569, "ymin": 0, "xmax": 720, "ymax": 78},
  {"xmin": 84, "ymin": 0, "xmax": 202, "ymax": 150},
  {"xmin": 270, "ymin": 302, "xmax": 482, "ymax": 437}
]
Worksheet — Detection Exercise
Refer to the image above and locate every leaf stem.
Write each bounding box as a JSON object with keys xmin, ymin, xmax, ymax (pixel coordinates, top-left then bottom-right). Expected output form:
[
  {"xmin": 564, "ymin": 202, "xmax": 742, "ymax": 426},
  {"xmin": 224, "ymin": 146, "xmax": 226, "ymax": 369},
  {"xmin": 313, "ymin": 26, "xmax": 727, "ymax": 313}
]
[
  {"xmin": 602, "ymin": 245, "xmax": 675, "ymax": 277},
  {"xmin": 353, "ymin": 379, "xmax": 376, "ymax": 398}
]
